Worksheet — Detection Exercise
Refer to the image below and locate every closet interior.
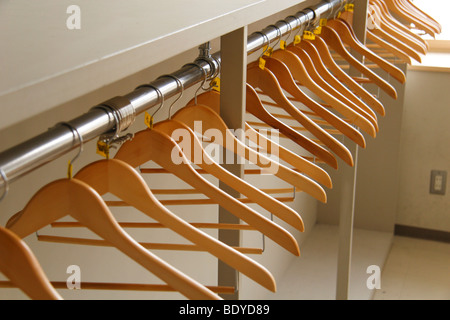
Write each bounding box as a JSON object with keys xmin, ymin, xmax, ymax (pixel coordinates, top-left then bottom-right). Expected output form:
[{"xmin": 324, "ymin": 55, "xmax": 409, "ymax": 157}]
[{"xmin": 0, "ymin": 0, "xmax": 441, "ymax": 300}]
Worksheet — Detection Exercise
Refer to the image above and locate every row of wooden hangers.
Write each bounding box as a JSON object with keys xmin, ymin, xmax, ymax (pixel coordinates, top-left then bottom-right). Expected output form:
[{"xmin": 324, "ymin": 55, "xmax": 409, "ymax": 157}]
[{"xmin": 0, "ymin": 0, "xmax": 440, "ymax": 300}]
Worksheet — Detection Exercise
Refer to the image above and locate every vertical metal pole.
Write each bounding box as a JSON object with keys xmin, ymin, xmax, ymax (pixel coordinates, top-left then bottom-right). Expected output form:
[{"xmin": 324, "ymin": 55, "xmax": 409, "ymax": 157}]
[
  {"xmin": 335, "ymin": 0, "xmax": 368, "ymax": 300},
  {"xmin": 218, "ymin": 26, "xmax": 247, "ymax": 300}
]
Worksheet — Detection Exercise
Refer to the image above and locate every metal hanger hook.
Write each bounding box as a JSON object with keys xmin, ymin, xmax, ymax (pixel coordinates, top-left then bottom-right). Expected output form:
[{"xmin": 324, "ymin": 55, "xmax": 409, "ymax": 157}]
[
  {"xmin": 267, "ymin": 24, "xmax": 282, "ymax": 49},
  {"xmin": 254, "ymin": 31, "xmax": 270, "ymax": 58},
  {"xmin": 183, "ymin": 62, "xmax": 208, "ymax": 105},
  {"xmin": 57, "ymin": 122, "xmax": 84, "ymax": 179},
  {"xmin": 277, "ymin": 20, "xmax": 292, "ymax": 47},
  {"xmin": 157, "ymin": 74, "xmax": 184, "ymax": 119},
  {"xmin": 0, "ymin": 168, "xmax": 9, "ymax": 203}
]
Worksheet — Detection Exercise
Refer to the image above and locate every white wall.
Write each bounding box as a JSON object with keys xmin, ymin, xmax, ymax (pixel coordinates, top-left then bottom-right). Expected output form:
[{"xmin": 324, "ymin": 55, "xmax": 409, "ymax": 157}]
[{"xmin": 396, "ymin": 69, "xmax": 450, "ymax": 233}]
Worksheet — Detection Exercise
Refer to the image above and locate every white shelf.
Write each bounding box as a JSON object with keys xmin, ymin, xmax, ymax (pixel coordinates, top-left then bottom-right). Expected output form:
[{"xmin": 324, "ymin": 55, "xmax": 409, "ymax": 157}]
[{"xmin": 0, "ymin": 0, "xmax": 308, "ymax": 129}]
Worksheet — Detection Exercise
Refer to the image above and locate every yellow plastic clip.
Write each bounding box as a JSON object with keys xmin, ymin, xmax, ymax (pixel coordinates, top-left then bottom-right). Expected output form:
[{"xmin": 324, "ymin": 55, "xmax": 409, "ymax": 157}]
[
  {"xmin": 293, "ymin": 35, "xmax": 302, "ymax": 45},
  {"xmin": 96, "ymin": 140, "xmax": 110, "ymax": 159},
  {"xmin": 144, "ymin": 111, "xmax": 154, "ymax": 129},
  {"xmin": 67, "ymin": 160, "xmax": 73, "ymax": 179},
  {"xmin": 211, "ymin": 77, "xmax": 221, "ymax": 92},
  {"xmin": 303, "ymin": 30, "xmax": 316, "ymax": 41},
  {"xmin": 345, "ymin": 3, "xmax": 355, "ymax": 12}
]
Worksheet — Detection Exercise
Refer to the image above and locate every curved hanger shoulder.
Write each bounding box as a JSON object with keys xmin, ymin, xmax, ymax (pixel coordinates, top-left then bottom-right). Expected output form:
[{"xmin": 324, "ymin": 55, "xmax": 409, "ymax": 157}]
[
  {"xmin": 247, "ymin": 59, "xmax": 348, "ymax": 167},
  {"xmin": 403, "ymin": 0, "xmax": 441, "ymax": 32},
  {"xmin": 171, "ymin": 103, "xmax": 327, "ymax": 204},
  {"xmin": 243, "ymin": 122, "xmax": 332, "ymax": 188},
  {"xmin": 284, "ymin": 46, "xmax": 379, "ymax": 127},
  {"xmin": 0, "ymin": 227, "xmax": 62, "ymax": 300},
  {"xmin": 370, "ymin": 2, "xmax": 428, "ymax": 55},
  {"xmin": 186, "ymin": 90, "xmax": 333, "ymax": 188},
  {"xmin": 6, "ymin": 178, "xmax": 220, "ymax": 300},
  {"xmin": 296, "ymin": 40, "xmax": 382, "ymax": 119},
  {"xmin": 74, "ymin": 158, "xmax": 276, "ymax": 292},
  {"xmin": 366, "ymin": 29, "xmax": 412, "ymax": 64},
  {"xmin": 384, "ymin": 0, "xmax": 436, "ymax": 37},
  {"xmin": 114, "ymin": 127, "xmax": 301, "ymax": 255},
  {"xmin": 326, "ymin": 19, "xmax": 406, "ymax": 83},
  {"xmin": 306, "ymin": 37, "xmax": 386, "ymax": 116},
  {"xmin": 265, "ymin": 48, "xmax": 377, "ymax": 137},
  {"xmin": 153, "ymin": 119, "xmax": 304, "ymax": 232},
  {"xmin": 258, "ymin": 55, "xmax": 356, "ymax": 167},
  {"xmin": 371, "ymin": 0, "xmax": 429, "ymax": 51},
  {"xmin": 319, "ymin": 26, "xmax": 398, "ymax": 99},
  {"xmin": 394, "ymin": 0, "xmax": 440, "ymax": 34}
]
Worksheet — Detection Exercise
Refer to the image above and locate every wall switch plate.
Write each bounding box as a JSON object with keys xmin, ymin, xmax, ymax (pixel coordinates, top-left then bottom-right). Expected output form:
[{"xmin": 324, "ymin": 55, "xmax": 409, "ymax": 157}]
[{"xmin": 430, "ymin": 170, "xmax": 447, "ymax": 195}]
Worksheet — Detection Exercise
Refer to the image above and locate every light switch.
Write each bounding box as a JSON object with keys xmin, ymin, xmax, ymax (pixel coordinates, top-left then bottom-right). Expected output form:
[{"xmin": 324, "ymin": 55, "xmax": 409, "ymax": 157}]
[{"xmin": 430, "ymin": 170, "xmax": 447, "ymax": 195}]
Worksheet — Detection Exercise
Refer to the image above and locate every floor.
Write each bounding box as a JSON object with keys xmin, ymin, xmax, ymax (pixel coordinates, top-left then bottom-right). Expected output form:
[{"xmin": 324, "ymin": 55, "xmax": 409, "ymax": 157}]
[
  {"xmin": 262, "ymin": 224, "xmax": 450, "ymax": 300},
  {"xmin": 373, "ymin": 236, "xmax": 450, "ymax": 300}
]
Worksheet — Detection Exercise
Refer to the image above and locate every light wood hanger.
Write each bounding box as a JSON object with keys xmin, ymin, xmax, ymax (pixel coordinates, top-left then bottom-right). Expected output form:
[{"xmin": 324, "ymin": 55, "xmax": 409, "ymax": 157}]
[
  {"xmin": 294, "ymin": 39, "xmax": 384, "ymax": 119},
  {"xmin": 184, "ymin": 90, "xmax": 333, "ymax": 188},
  {"xmin": 282, "ymin": 46, "xmax": 380, "ymax": 127},
  {"xmin": 326, "ymin": 18, "xmax": 407, "ymax": 83},
  {"xmin": 384, "ymin": 0, "xmax": 438, "ymax": 37},
  {"xmin": 0, "ymin": 226, "xmax": 63, "ymax": 300},
  {"xmin": 318, "ymin": 25, "xmax": 398, "ymax": 99},
  {"xmin": 369, "ymin": 2, "xmax": 427, "ymax": 60},
  {"xmin": 370, "ymin": 0, "xmax": 430, "ymax": 51},
  {"xmin": 73, "ymin": 158, "xmax": 276, "ymax": 291},
  {"xmin": 113, "ymin": 127, "xmax": 301, "ymax": 256},
  {"xmin": 6, "ymin": 178, "xmax": 221, "ymax": 300},
  {"xmin": 403, "ymin": 0, "xmax": 441, "ymax": 33},
  {"xmin": 256, "ymin": 54, "xmax": 363, "ymax": 156},
  {"xmin": 247, "ymin": 59, "xmax": 352, "ymax": 167},
  {"xmin": 171, "ymin": 103, "xmax": 327, "ymax": 203},
  {"xmin": 153, "ymin": 119, "xmax": 304, "ymax": 232},
  {"xmin": 304, "ymin": 36, "xmax": 386, "ymax": 116},
  {"xmin": 366, "ymin": 29, "xmax": 412, "ymax": 64},
  {"xmin": 260, "ymin": 50, "xmax": 378, "ymax": 137},
  {"xmin": 367, "ymin": 16, "xmax": 423, "ymax": 63}
]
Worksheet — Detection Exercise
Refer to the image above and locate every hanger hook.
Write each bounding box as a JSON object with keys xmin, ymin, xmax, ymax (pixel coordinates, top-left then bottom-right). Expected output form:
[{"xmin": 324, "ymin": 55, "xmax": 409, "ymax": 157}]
[
  {"xmin": 157, "ymin": 74, "xmax": 184, "ymax": 119},
  {"xmin": 57, "ymin": 122, "xmax": 84, "ymax": 179},
  {"xmin": 254, "ymin": 31, "xmax": 270, "ymax": 58},
  {"xmin": 267, "ymin": 24, "xmax": 282, "ymax": 49},
  {"xmin": 183, "ymin": 62, "xmax": 209, "ymax": 105},
  {"xmin": 277, "ymin": 19, "xmax": 292, "ymax": 47},
  {"xmin": 323, "ymin": 0, "xmax": 335, "ymax": 20},
  {"xmin": 0, "ymin": 168, "xmax": 9, "ymax": 203}
]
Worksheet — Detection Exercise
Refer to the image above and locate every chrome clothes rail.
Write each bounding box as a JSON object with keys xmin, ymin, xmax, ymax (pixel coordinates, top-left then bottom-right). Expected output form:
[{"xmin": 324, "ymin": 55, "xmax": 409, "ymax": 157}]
[{"xmin": 0, "ymin": 0, "xmax": 345, "ymax": 190}]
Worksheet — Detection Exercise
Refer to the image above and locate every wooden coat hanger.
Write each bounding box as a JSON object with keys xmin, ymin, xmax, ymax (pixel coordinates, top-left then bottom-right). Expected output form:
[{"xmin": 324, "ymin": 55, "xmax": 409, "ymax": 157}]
[
  {"xmin": 369, "ymin": 2, "xmax": 427, "ymax": 58},
  {"xmin": 247, "ymin": 59, "xmax": 352, "ymax": 167},
  {"xmin": 367, "ymin": 7, "xmax": 423, "ymax": 64},
  {"xmin": 366, "ymin": 29, "xmax": 412, "ymax": 64},
  {"xmin": 383, "ymin": 0, "xmax": 437, "ymax": 38},
  {"xmin": 73, "ymin": 158, "xmax": 276, "ymax": 291},
  {"xmin": 281, "ymin": 46, "xmax": 380, "ymax": 127},
  {"xmin": 171, "ymin": 103, "xmax": 327, "ymax": 203},
  {"xmin": 260, "ymin": 49, "xmax": 378, "ymax": 137},
  {"xmin": 318, "ymin": 25, "xmax": 398, "ymax": 99},
  {"xmin": 325, "ymin": 18, "xmax": 407, "ymax": 83},
  {"xmin": 249, "ymin": 60, "xmax": 366, "ymax": 149},
  {"xmin": 0, "ymin": 226, "xmax": 63, "ymax": 300},
  {"xmin": 403, "ymin": 0, "xmax": 441, "ymax": 33},
  {"xmin": 304, "ymin": 36, "xmax": 386, "ymax": 116},
  {"xmin": 6, "ymin": 178, "xmax": 220, "ymax": 300},
  {"xmin": 391, "ymin": 0, "xmax": 440, "ymax": 35},
  {"xmin": 113, "ymin": 127, "xmax": 301, "ymax": 256},
  {"xmin": 294, "ymin": 39, "xmax": 384, "ymax": 119},
  {"xmin": 370, "ymin": 0, "xmax": 429, "ymax": 51},
  {"xmin": 153, "ymin": 119, "xmax": 304, "ymax": 232},
  {"xmin": 383, "ymin": 0, "xmax": 439, "ymax": 38},
  {"xmin": 185, "ymin": 90, "xmax": 333, "ymax": 189}
]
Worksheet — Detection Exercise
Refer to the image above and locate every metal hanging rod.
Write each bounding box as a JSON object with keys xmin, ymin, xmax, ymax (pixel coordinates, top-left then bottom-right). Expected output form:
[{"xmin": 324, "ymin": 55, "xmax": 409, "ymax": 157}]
[{"xmin": 0, "ymin": 0, "xmax": 346, "ymax": 191}]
